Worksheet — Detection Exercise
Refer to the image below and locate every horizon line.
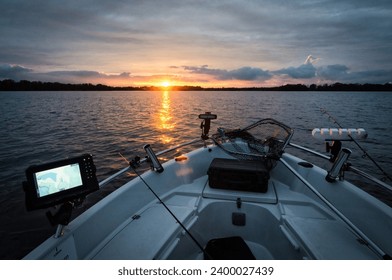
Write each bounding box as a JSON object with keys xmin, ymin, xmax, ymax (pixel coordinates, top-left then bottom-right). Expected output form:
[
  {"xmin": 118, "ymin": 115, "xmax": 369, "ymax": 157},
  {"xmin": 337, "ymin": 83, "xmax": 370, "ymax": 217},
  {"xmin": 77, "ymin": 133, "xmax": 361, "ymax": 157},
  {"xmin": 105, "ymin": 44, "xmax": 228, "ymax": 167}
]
[{"xmin": 1, "ymin": 79, "xmax": 392, "ymax": 91}]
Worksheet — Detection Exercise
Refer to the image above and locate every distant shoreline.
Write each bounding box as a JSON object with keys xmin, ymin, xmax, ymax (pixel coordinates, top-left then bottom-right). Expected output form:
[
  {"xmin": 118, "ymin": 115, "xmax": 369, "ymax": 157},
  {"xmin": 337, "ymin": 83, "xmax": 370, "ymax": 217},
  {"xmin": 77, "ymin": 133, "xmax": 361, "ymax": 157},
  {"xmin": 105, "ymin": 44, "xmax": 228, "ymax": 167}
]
[{"xmin": 1, "ymin": 79, "xmax": 391, "ymax": 91}]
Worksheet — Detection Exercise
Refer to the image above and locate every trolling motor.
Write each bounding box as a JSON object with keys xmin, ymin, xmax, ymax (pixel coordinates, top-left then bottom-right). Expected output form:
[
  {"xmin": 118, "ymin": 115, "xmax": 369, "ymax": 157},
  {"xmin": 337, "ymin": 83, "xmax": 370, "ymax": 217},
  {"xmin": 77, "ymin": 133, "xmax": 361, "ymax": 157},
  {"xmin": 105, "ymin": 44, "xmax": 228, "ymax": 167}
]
[{"xmin": 199, "ymin": 112, "xmax": 217, "ymax": 140}]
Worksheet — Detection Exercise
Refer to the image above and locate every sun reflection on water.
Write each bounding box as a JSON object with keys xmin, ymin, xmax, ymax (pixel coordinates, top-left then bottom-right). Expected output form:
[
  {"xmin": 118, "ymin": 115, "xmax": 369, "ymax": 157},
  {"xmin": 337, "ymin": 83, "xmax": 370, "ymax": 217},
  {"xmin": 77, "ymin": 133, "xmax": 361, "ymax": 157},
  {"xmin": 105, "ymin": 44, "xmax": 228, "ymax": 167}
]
[{"xmin": 157, "ymin": 90, "xmax": 174, "ymax": 144}]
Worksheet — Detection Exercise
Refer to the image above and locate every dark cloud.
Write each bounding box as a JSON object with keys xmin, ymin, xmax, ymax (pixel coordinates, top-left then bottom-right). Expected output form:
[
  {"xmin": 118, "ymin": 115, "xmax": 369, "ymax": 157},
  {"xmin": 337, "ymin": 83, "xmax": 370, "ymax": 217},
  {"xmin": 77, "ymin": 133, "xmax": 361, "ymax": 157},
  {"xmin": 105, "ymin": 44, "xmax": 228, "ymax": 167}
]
[
  {"xmin": 182, "ymin": 55, "xmax": 392, "ymax": 84},
  {"xmin": 229, "ymin": 67, "xmax": 272, "ymax": 81},
  {"xmin": 316, "ymin": 65, "xmax": 350, "ymax": 81},
  {"xmin": 273, "ymin": 55, "xmax": 319, "ymax": 79},
  {"xmin": 317, "ymin": 65, "xmax": 392, "ymax": 84},
  {"xmin": 0, "ymin": 64, "xmax": 131, "ymax": 83},
  {"xmin": 183, "ymin": 65, "xmax": 271, "ymax": 81},
  {"xmin": 274, "ymin": 64, "xmax": 317, "ymax": 79},
  {"xmin": 0, "ymin": 64, "xmax": 33, "ymax": 80},
  {"xmin": 351, "ymin": 69, "xmax": 392, "ymax": 84},
  {"xmin": 48, "ymin": 70, "xmax": 104, "ymax": 78},
  {"xmin": 39, "ymin": 70, "xmax": 131, "ymax": 83},
  {"xmin": 272, "ymin": 57, "xmax": 392, "ymax": 84}
]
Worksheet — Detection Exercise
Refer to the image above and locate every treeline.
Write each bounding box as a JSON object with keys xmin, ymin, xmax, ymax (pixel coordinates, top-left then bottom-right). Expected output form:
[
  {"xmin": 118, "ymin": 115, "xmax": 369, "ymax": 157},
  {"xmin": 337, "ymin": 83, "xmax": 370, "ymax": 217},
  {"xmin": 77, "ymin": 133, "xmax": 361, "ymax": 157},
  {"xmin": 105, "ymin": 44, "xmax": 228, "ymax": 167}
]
[
  {"xmin": 202, "ymin": 83, "xmax": 392, "ymax": 91},
  {"xmin": 1, "ymin": 79, "xmax": 391, "ymax": 91},
  {"xmin": 277, "ymin": 83, "xmax": 392, "ymax": 91},
  {"xmin": 0, "ymin": 79, "xmax": 138, "ymax": 91}
]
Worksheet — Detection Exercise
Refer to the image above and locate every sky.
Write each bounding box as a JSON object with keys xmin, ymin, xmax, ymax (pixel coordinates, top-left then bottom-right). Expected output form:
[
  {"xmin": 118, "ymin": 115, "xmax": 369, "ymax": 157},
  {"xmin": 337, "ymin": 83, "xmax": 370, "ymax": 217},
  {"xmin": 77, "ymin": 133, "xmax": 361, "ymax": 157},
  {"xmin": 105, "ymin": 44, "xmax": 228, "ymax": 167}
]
[{"xmin": 1, "ymin": 0, "xmax": 392, "ymax": 87}]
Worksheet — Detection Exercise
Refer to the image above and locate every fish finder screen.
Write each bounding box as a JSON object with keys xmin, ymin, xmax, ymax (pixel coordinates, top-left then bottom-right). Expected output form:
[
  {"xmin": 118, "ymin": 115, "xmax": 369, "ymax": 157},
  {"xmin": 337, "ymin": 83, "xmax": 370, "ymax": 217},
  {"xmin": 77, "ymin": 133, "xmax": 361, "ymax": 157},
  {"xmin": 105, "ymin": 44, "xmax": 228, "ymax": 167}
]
[{"xmin": 34, "ymin": 163, "xmax": 83, "ymax": 197}]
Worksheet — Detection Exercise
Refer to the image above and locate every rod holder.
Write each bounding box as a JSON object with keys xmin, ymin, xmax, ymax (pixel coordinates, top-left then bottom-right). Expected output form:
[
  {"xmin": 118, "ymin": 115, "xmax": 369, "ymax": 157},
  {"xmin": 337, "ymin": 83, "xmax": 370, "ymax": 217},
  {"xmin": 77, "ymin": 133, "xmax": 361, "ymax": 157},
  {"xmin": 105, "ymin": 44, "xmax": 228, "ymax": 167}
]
[
  {"xmin": 54, "ymin": 224, "xmax": 66, "ymax": 239},
  {"xmin": 326, "ymin": 148, "xmax": 351, "ymax": 182},
  {"xmin": 144, "ymin": 144, "xmax": 164, "ymax": 173}
]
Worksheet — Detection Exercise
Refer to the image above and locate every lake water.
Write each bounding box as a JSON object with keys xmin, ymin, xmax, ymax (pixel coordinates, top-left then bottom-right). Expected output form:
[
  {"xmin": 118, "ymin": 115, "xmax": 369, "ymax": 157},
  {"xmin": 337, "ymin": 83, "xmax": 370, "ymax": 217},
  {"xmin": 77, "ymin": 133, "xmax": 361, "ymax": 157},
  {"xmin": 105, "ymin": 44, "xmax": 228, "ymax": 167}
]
[{"xmin": 1, "ymin": 90, "xmax": 391, "ymax": 259}]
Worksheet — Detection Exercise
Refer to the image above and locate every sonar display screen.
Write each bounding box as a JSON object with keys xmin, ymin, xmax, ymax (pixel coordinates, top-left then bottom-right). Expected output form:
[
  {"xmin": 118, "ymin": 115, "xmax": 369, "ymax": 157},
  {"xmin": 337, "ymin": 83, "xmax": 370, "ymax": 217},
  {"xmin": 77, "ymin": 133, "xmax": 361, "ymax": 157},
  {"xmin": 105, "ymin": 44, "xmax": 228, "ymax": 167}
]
[{"xmin": 34, "ymin": 163, "xmax": 83, "ymax": 197}]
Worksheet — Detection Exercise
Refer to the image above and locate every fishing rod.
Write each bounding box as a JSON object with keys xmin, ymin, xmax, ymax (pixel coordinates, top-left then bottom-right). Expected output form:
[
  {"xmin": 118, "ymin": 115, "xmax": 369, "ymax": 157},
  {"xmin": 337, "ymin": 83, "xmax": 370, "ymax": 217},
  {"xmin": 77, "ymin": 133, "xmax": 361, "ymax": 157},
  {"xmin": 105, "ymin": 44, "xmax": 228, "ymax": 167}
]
[
  {"xmin": 99, "ymin": 138, "xmax": 203, "ymax": 188},
  {"xmin": 99, "ymin": 113, "xmax": 216, "ymax": 189},
  {"xmin": 118, "ymin": 151, "xmax": 212, "ymax": 260},
  {"xmin": 279, "ymin": 157, "xmax": 390, "ymax": 259},
  {"xmin": 320, "ymin": 108, "xmax": 392, "ymax": 182}
]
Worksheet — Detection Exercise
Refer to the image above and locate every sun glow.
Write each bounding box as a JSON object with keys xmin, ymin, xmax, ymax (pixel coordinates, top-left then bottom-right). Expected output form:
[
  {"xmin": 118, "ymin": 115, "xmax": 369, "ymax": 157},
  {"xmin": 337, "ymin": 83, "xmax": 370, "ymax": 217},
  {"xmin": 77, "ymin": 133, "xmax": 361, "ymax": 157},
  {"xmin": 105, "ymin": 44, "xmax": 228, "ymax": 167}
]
[{"xmin": 161, "ymin": 81, "xmax": 171, "ymax": 88}]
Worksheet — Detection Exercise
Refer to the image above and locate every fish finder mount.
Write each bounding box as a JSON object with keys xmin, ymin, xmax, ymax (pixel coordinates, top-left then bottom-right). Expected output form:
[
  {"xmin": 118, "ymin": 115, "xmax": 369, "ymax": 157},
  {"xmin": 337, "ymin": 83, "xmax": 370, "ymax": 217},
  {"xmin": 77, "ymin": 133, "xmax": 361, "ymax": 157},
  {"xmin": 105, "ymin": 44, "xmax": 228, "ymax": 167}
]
[{"xmin": 23, "ymin": 154, "xmax": 99, "ymax": 237}]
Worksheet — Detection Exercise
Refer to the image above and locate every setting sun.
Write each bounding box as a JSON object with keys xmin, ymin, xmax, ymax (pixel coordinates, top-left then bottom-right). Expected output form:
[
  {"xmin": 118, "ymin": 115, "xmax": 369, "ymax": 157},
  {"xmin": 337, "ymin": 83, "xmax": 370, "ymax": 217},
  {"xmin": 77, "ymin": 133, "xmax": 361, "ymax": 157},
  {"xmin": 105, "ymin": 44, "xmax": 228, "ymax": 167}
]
[{"xmin": 161, "ymin": 81, "xmax": 171, "ymax": 88}]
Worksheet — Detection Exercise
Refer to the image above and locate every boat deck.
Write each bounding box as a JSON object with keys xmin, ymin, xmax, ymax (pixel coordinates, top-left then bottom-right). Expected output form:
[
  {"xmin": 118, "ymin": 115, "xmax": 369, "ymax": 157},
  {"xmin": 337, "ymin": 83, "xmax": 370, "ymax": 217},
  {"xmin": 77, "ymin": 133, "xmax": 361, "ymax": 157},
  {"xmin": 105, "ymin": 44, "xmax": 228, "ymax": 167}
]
[{"xmin": 91, "ymin": 175, "xmax": 378, "ymax": 260}]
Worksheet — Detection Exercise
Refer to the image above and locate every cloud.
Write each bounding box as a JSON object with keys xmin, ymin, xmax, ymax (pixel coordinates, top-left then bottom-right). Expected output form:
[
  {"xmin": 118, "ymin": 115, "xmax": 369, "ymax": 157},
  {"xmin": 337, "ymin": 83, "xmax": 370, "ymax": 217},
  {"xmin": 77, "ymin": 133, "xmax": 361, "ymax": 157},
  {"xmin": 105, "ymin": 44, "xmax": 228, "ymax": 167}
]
[
  {"xmin": 272, "ymin": 56, "xmax": 392, "ymax": 84},
  {"xmin": 304, "ymin": 55, "xmax": 319, "ymax": 65},
  {"xmin": 229, "ymin": 67, "xmax": 272, "ymax": 81},
  {"xmin": 118, "ymin": 72, "xmax": 131, "ymax": 78},
  {"xmin": 0, "ymin": 64, "xmax": 132, "ymax": 85},
  {"xmin": 274, "ymin": 62, "xmax": 317, "ymax": 79},
  {"xmin": 354, "ymin": 69, "xmax": 392, "ymax": 84},
  {"xmin": 2, "ymin": 57, "xmax": 392, "ymax": 87},
  {"xmin": 48, "ymin": 70, "xmax": 105, "ymax": 79},
  {"xmin": 317, "ymin": 65, "xmax": 392, "ymax": 84},
  {"xmin": 316, "ymin": 64, "xmax": 350, "ymax": 81},
  {"xmin": 0, "ymin": 64, "xmax": 33, "ymax": 80},
  {"xmin": 38, "ymin": 70, "xmax": 132, "ymax": 85},
  {"xmin": 183, "ymin": 65, "xmax": 271, "ymax": 81}
]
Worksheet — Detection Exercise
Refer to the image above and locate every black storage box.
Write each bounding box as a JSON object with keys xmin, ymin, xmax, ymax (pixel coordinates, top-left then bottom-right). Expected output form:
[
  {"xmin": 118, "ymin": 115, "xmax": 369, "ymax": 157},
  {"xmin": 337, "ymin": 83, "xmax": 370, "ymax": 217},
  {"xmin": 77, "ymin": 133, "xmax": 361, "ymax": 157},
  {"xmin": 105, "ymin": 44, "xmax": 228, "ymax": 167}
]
[{"xmin": 207, "ymin": 158, "xmax": 269, "ymax": 193}]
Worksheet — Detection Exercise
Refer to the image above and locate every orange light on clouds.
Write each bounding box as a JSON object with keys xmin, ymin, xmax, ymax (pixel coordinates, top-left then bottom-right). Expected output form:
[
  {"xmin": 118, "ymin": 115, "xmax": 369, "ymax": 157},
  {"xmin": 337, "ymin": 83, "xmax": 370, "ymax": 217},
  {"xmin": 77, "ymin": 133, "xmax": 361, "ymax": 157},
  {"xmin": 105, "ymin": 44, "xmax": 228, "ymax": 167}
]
[{"xmin": 90, "ymin": 72, "xmax": 282, "ymax": 89}]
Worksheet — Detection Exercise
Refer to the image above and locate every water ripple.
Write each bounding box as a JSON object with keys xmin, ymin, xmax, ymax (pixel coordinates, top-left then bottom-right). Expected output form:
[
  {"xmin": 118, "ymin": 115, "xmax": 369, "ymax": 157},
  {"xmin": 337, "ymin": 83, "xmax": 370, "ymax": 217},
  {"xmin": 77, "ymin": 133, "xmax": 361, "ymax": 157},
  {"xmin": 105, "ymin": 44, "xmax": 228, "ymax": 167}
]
[{"xmin": 0, "ymin": 90, "xmax": 391, "ymax": 259}]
